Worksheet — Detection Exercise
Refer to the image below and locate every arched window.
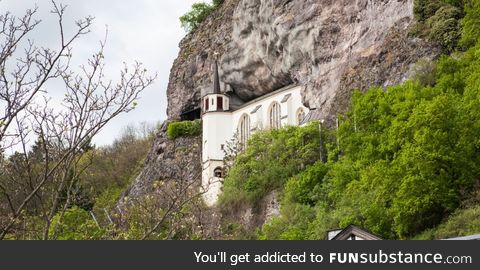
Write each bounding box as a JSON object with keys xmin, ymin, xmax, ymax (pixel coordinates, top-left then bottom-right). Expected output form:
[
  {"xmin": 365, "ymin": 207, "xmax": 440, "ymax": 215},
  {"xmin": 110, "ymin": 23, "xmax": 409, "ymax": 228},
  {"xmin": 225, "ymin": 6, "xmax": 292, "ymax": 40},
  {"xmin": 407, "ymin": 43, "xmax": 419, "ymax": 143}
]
[
  {"xmin": 296, "ymin": 108, "xmax": 306, "ymax": 125},
  {"xmin": 238, "ymin": 114, "xmax": 250, "ymax": 149},
  {"xmin": 214, "ymin": 167, "xmax": 224, "ymax": 178},
  {"xmin": 269, "ymin": 102, "xmax": 281, "ymax": 129}
]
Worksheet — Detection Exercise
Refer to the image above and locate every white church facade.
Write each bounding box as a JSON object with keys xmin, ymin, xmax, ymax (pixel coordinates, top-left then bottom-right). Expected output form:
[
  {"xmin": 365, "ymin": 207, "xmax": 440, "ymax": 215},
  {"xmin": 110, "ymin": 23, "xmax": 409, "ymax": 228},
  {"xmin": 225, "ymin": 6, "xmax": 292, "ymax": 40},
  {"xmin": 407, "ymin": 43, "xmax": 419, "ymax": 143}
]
[{"xmin": 201, "ymin": 61, "xmax": 310, "ymax": 206}]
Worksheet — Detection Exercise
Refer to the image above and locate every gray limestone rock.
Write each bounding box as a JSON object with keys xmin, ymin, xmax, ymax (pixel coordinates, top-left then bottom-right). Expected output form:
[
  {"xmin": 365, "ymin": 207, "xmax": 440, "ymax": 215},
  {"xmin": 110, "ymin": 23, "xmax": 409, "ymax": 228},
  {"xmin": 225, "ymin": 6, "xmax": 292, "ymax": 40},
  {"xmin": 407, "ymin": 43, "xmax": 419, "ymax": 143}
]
[{"xmin": 167, "ymin": 0, "xmax": 440, "ymax": 122}]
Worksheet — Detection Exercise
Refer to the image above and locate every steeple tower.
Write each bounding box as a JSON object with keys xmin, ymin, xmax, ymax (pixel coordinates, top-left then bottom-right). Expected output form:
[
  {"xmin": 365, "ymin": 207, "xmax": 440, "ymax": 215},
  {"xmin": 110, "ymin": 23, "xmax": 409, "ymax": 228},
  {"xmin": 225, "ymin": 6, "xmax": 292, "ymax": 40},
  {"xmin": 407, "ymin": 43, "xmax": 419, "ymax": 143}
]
[
  {"xmin": 201, "ymin": 54, "xmax": 232, "ymax": 206},
  {"xmin": 202, "ymin": 56, "xmax": 230, "ymax": 113},
  {"xmin": 213, "ymin": 59, "xmax": 221, "ymax": 95}
]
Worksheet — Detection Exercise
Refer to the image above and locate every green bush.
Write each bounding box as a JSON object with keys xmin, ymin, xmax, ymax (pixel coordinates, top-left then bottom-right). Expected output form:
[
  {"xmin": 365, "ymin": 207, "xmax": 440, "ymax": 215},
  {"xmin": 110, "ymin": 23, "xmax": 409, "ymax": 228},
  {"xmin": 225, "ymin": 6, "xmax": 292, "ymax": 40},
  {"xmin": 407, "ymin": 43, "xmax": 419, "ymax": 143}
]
[
  {"xmin": 427, "ymin": 5, "xmax": 463, "ymax": 52},
  {"xmin": 166, "ymin": 120, "xmax": 201, "ymax": 140},
  {"xmin": 49, "ymin": 207, "xmax": 106, "ymax": 240},
  {"xmin": 180, "ymin": 1, "xmax": 223, "ymax": 33},
  {"xmin": 219, "ymin": 122, "xmax": 326, "ymax": 209},
  {"xmin": 414, "ymin": 205, "xmax": 480, "ymax": 239},
  {"xmin": 411, "ymin": 57, "xmax": 437, "ymax": 86},
  {"xmin": 283, "ymin": 162, "xmax": 329, "ymax": 205},
  {"xmin": 460, "ymin": 0, "xmax": 480, "ymax": 49},
  {"xmin": 414, "ymin": 0, "xmax": 445, "ymax": 22},
  {"xmin": 412, "ymin": 0, "xmax": 464, "ymax": 52}
]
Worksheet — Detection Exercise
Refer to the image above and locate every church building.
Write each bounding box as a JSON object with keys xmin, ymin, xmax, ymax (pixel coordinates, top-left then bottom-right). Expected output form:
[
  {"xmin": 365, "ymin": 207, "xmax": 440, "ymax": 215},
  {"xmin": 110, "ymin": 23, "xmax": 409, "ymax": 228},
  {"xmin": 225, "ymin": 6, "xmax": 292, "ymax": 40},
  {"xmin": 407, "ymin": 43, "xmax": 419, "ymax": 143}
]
[{"xmin": 201, "ymin": 61, "xmax": 310, "ymax": 206}]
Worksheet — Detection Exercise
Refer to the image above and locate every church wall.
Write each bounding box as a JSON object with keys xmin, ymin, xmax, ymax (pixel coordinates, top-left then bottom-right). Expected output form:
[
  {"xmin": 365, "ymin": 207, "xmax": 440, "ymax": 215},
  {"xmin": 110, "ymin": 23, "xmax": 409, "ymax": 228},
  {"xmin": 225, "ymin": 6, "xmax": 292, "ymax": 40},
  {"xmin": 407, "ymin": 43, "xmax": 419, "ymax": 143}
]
[
  {"xmin": 231, "ymin": 85, "xmax": 307, "ymax": 133},
  {"xmin": 202, "ymin": 160, "xmax": 224, "ymax": 207},
  {"xmin": 202, "ymin": 112, "xmax": 233, "ymax": 163}
]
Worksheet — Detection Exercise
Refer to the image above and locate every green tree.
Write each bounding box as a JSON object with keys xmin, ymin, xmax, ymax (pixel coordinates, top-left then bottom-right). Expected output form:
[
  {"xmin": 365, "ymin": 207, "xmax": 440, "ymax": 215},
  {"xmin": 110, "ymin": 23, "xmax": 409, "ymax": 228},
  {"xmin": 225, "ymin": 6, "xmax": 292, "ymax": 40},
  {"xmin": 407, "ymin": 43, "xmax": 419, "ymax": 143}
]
[
  {"xmin": 180, "ymin": 3, "xmax": 216, "ymax": 32},
  {"xmin": 460, "ymin": 0, "xmax": 480, "ymax": 48}
]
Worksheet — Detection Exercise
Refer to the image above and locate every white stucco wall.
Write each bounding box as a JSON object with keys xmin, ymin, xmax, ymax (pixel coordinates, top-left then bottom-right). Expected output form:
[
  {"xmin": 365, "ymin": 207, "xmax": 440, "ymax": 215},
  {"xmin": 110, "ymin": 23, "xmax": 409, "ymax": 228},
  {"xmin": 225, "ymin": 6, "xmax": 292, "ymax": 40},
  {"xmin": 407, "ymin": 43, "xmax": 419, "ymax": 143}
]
[
  {"xmin": 231, "ymin": 85, "xmax": 307, "ymax": 133},
  {"xmin": 202, "ymin": 160, "xmax": 224, "ymax": 206},
  {"xmin": 202, "ymin": 112, "xmax": 233, "ymax": 163}
]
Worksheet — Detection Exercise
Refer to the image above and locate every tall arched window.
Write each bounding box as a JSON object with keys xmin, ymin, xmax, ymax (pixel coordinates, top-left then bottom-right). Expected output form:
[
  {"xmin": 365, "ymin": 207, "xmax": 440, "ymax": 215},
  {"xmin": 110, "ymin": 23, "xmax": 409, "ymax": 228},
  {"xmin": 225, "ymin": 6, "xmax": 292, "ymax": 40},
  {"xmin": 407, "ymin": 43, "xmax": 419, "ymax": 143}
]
[
  {"xmin": 238, "ymin": 114, "xmax": 250, "ymax": 149},
  {"xmin": 296, "ymin": 108, "xmax": 306, "ymax": 125},
  {"xmin": 269, "ymin": 102, "xmax": 281, "ymax": 129}
]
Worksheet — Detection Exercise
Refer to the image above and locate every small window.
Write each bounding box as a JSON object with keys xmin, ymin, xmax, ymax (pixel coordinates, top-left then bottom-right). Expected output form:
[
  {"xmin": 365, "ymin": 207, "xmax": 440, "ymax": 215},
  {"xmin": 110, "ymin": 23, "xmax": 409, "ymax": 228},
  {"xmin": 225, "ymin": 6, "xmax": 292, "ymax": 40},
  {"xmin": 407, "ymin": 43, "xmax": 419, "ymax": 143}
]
[
  {"xmin": 214, "ymin": 167, "xmax": 224, "ymax": 178},
  {"xmin": 205, "ymin": 98, "xmax": 209, "ymax": 112},
  {"xmin": 217, "ymin": 96, "xmax": 223, "ymax": 110}
]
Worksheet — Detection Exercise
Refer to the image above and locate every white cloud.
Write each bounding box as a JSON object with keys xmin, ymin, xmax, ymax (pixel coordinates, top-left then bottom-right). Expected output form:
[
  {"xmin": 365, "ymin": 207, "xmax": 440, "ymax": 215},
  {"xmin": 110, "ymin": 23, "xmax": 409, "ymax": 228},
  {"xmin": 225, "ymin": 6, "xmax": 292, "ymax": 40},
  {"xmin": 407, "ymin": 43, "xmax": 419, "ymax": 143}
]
[{"xmin": 0, "ymin": 0, "xmax": 200, "ymax": 146}]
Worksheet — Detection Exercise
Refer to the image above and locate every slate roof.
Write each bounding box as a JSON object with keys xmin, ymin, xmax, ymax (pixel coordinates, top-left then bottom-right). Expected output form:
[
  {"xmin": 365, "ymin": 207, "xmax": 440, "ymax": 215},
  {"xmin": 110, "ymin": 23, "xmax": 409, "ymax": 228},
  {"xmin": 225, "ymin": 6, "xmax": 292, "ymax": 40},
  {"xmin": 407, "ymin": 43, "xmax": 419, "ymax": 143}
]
[{"xmin": 331, "ymin": 225, "xmax": 383, "ymax": 240}]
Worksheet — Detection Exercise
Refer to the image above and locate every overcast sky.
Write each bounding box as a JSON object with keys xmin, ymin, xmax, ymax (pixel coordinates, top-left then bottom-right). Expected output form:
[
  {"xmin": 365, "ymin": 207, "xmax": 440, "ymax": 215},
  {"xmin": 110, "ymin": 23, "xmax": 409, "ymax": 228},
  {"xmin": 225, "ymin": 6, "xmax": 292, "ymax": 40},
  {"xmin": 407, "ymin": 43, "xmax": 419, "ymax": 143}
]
[{"xmin": 0, "ymin": 0, "xmax": 202, "ymax": 147}]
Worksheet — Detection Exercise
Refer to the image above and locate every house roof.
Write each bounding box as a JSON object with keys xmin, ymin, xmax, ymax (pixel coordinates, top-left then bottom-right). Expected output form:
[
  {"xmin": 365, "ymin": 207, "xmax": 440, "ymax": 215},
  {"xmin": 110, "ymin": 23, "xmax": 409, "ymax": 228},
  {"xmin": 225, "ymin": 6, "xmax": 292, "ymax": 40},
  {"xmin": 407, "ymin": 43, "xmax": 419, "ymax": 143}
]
[
  {"xmin": 443, "ymin": 234, "xmax": 480, "ymax": 240},
  {"xmin": 331, "ymin": 225, "xmax": 383, "ymax": 240}
]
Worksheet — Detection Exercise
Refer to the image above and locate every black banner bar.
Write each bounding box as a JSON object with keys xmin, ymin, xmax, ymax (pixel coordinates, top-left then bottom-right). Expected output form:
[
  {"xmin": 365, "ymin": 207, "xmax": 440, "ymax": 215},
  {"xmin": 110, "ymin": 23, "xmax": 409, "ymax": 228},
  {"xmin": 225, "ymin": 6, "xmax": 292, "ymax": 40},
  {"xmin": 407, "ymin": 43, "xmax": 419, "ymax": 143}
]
[{"xmin": 0, "ymin": 240, "xmax": 478, "ymax": 270}]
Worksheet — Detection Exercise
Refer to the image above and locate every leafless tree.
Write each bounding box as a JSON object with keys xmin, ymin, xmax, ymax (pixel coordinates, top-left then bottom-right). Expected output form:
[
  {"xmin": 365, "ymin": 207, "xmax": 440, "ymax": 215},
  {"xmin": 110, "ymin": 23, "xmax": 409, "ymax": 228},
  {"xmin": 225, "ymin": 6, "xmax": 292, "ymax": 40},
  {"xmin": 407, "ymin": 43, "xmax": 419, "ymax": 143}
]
[{"xmin": 0, "ymin": 2, "xmax": 155, "ymax": 240}]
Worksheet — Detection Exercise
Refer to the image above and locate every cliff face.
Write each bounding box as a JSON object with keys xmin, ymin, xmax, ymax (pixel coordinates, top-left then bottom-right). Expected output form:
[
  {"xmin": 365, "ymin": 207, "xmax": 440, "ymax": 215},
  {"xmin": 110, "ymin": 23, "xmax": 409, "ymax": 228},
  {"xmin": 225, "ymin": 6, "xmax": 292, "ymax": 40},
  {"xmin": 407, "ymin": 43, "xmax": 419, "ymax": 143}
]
[
  {"xmin": 168, "ymin": 0, "xmax": 439, "ymax": 121},
  {"xmin": 125, "ymin": 122, "xmax": 201, "ymax": 199},
  {"xmin": 128, "ymin": 0, "xmax": 440, "ymax": 234}
]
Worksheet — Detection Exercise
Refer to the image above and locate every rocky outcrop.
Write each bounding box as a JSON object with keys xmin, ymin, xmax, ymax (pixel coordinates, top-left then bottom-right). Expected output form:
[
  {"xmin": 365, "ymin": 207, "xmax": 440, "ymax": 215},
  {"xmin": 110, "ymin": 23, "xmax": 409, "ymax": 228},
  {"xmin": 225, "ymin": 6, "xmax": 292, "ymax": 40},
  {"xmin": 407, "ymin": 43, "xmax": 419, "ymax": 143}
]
[
  {"xmin": 124, "ymin": 122, "xmax": 201, "ymax": 199},
  {"xmin": 167, "ymin": 0, "xmax": 240, "ymax": 119},
  {"xmin": 168, "ymin": 0, "xmax": 440, "ymax": 122}
]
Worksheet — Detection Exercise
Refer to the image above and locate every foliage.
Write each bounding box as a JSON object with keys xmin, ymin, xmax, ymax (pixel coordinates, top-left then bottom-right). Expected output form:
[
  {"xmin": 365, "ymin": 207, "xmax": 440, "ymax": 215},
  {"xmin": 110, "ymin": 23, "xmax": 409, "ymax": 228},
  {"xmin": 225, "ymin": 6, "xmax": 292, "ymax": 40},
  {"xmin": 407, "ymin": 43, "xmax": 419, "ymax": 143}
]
[
  {"xmin": 414, "ymin": 0, "xmax": 446, "ymax": 22},
  {"xmin": 427, "ymin": 5, "xmax": 463, "ymax": 52},
  {"xmin": 219, "ymin": 122, "xmax": 330, "ymax": 209},
  {"xmin": 414, "ymin": 205, "xmax": 480, "ymax": 239},
  {"xmin": 256, "ymin": 40, "xmax": 480, "ymax": 240},
  {"xmin": 166, "ymin": 120, "xmax": 202, "ymax": 140},
  {"xmin": 0, "ymin": 123, "xmax": 155, "ymax": 239},
  {"xmin": 411, "ymin": 57, "xmax": 438, "ymax": 86},
  {"xmin": 460, "ymin": 0, "xmax": 480, "ymax": 48},
  {"xmin": 48, "ymin": 207, "xmax": 106, "ymax": 240},
  {"xmin": 283, "ymin": 162, "xmax": 329, "ymax": 206},
  {"xmin": 180, "ymin": 1, "xmax": 221, "ymax": 33},
  {"xmin": 412, "ymin": 0, "xmax": 464, "ymax": 52}
]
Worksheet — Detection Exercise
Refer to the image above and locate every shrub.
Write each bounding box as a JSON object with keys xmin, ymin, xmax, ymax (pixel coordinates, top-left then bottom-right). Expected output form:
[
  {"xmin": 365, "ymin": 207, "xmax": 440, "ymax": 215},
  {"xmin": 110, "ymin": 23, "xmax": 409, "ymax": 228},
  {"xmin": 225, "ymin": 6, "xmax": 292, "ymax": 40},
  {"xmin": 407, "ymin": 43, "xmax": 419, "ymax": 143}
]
[
  {"xmin": 180, "ymin": 2, "xmax": 216, "ymax": 33},
  {"xmin": 283, "ymin": 162, "xmax": 329, "ymax": 205},
  {"xmin": 166, "ymin": 120, "xmax": 201, "ymax": 140},
  {"xmin": 49, "ymin": 207, "xmax": 106, "ymax": 240},
  {"xmin": 427, "ymin": 5, "xmax": 463, "ymax": 52},
  {"xmin": 414, "ymin": 0, "xmax": 444, "ymax": 22},
  {"xmin": 414, "ymin": 205, "xmax": 480, "ymax": 239},
  {"xmin": 412, "ymin": 0, "xmax": 464, "ymax": 52},
  {"xmin": 411, "ymin": 57, "xmax": 438, "ymax": 86},
  {"xmin": 460, "ymin": 0, "xmax": 480, "ymax": 49},
  {"xmin": 219, "ymin": 123, "xmax": 324, "ymax": 208}
]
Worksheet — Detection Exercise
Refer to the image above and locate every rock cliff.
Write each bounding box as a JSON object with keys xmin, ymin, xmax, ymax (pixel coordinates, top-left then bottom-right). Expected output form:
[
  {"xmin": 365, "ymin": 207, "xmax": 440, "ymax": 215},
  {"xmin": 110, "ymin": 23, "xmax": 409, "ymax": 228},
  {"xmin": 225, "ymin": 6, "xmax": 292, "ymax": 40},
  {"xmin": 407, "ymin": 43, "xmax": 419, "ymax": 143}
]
[
  {"xmin": 168, "ymin": 0, "xmax": 439, "ymax": 121},
  {"xmin": 127, "ymin": 0, "xmax": 440, "ymax": 234}
]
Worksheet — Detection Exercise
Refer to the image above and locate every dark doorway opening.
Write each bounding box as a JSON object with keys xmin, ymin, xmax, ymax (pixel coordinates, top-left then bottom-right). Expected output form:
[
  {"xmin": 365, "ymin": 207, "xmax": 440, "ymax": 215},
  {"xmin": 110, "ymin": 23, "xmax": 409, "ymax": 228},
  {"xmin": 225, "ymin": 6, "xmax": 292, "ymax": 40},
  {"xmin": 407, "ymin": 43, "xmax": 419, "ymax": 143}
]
[{"xmin": 180, "ymin": 108, "xmax": 201, "ymax": 121}]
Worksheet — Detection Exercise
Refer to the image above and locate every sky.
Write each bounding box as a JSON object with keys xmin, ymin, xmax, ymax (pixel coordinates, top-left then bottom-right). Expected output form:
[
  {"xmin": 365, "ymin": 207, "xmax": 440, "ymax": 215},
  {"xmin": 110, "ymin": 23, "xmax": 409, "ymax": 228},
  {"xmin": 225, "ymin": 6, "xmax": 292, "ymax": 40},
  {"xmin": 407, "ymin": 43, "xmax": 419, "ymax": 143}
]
[{"xmin": 0, "ymin": 0, "xmax": 202, "ymax": 147}]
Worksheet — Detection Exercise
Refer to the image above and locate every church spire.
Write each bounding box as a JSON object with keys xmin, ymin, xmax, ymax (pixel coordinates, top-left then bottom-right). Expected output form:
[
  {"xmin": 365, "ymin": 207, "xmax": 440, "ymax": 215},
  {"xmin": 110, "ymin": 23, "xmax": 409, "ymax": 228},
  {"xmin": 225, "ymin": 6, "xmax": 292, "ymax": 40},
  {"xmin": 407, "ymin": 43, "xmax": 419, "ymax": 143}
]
[{"xmin": 213, "ymin": 55, "xmax": 221, "ymax": 94}]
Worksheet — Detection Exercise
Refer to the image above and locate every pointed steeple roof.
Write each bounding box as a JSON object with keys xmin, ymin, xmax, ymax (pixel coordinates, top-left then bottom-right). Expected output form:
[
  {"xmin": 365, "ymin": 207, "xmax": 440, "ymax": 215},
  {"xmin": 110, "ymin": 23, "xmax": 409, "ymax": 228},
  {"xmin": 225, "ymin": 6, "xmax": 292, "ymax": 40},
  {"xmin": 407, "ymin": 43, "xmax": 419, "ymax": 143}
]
[{"xmin": 213, "ymin": 58, "xmax": 221, "ymax": 94}]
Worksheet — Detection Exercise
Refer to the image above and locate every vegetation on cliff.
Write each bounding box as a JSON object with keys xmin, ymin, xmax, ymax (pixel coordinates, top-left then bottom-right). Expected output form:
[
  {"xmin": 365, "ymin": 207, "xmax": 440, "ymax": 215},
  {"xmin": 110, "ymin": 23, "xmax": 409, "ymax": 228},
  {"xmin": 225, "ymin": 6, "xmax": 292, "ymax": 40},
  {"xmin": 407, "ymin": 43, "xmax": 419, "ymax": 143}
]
[
  {"xmin": 180, "ymin": 0, "xmax": 224, "ymax": 32},
  {"xmin": 167, "ymin": 120, "xmax": 202, "ymax": 140}
]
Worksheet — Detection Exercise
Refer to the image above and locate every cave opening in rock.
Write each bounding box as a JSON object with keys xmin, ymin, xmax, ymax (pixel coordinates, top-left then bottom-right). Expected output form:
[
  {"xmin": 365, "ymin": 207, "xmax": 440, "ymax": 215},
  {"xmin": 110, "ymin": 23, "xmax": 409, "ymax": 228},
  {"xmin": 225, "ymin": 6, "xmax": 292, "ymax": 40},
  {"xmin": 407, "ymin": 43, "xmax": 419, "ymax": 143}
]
[{"xmin": 180, "ymin": 108, "xmax": 201, "ymax": 121}]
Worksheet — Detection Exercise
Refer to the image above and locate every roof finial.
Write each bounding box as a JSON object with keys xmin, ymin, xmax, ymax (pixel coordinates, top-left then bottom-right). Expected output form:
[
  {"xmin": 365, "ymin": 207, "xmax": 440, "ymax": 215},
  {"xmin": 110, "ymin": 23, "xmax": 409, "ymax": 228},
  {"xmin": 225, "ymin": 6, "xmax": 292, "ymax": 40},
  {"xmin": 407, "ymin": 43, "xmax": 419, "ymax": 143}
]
[{"xmin": 213, "ymin": 52, "xmax": 221, "ymax": 94}]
